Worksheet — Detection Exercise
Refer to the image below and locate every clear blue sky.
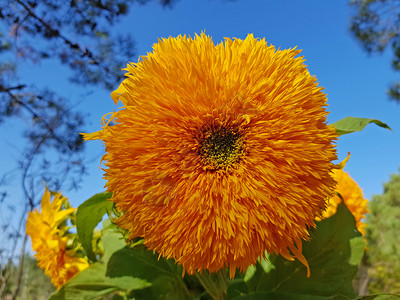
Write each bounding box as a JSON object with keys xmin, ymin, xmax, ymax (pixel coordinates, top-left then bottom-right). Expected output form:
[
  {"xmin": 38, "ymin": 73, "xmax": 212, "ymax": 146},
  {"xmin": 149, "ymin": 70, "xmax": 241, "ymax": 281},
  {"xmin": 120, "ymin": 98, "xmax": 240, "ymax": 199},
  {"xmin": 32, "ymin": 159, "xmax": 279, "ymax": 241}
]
[{"xmin": 2, "ymin": 0, "xmax": 399, "ymax": 211}]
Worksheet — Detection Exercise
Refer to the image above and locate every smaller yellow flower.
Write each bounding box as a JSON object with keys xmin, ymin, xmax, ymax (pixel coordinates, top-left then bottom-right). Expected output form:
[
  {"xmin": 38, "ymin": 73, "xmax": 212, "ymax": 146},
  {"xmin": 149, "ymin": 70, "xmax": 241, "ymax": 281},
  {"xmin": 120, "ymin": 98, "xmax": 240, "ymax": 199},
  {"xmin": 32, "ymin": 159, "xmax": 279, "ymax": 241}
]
[
  {"xmin": 26, "ymin": 188, "xmax": 89, "ymax": 288},
  {"xmin": 320, "ymin": 169, "xmax": 369, "ymax": 235}
]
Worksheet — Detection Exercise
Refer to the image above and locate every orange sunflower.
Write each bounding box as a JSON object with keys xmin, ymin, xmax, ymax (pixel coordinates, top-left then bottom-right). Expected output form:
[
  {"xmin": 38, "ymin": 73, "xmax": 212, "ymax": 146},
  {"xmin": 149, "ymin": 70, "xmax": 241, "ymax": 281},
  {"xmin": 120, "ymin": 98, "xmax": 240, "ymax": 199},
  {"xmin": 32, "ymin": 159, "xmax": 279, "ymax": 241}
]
[
  {"xmin": 320, "ymin": 169, "xmax": 369, "ymax": 235},
  {"xmin": 84, "ymin": 33, "xmax": 337, "ymax": 278},
  {"xmin": 26, "ymin": 188, "xmax": 89, "ymax": 288}
]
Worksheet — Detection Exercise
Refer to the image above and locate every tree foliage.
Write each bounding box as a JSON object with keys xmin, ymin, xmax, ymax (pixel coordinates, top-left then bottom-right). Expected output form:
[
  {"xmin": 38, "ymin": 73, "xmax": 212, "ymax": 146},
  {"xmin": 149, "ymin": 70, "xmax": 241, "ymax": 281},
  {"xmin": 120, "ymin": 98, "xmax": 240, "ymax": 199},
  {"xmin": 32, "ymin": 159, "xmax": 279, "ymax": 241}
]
[
  {"xmin": 0, "ymin": 0, "xmax": 176, "ymax": 184},
  {"xmin": 0, "ymin": 0, "xmax": 173, "ymax": 191},
  {"xmin": 350, "ymin": 0, "xmax": 400, "ymax": 102},
  {"xmin": 366, "ymin": 170, "xmax": 400, "ymax": 294},
  {"xmin": 1, "ymin": 254, "xmax": 55, "ymax": 300}
]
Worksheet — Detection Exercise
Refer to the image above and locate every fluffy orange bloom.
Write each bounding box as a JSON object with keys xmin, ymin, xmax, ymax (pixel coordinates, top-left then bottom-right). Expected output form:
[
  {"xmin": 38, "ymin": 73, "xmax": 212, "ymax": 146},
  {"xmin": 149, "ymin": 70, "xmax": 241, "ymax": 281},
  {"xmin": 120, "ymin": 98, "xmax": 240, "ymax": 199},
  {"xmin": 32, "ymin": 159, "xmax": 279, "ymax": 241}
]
[
  {"xmin": 320, "ymin": 169, "xmax": 369, "ymax": 235},
  {"xmin": 26, "ymin": 189, "xmax": 89, "ymax": 288},
  {"xmin": 84, "ymin": 33, "xmax": 337, "ymax": 278}
]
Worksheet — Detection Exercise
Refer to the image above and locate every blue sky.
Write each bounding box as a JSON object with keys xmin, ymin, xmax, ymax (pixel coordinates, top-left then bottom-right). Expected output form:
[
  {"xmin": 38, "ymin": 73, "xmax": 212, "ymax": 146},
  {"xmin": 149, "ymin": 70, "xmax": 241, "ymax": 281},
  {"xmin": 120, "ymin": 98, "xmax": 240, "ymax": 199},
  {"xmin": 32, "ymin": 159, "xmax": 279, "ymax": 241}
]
[{"xmin": 2, "ymin": 0, "xmax": 399, "ymax": 211}]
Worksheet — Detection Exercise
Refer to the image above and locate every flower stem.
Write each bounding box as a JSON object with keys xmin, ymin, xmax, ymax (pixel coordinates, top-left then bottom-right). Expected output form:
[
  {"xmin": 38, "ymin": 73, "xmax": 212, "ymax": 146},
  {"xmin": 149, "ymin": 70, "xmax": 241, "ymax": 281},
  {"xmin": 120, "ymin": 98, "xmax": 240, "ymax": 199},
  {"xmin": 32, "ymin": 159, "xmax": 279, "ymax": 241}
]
[{"xmin": 195, "ymin": 269, "xmax": 227, "ymax": 300}]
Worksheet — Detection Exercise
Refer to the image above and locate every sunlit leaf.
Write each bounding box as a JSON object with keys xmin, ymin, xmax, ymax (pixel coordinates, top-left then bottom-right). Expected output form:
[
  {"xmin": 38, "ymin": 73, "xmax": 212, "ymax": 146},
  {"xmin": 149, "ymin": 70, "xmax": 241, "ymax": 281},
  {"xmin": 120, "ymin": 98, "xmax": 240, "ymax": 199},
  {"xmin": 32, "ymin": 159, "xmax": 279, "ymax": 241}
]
[
  {"xmin": 49, "ymin": 263, "xmax": 150, "ymax": 300},
  {"xmin": 238, "ymin": 202, "xmax": 364, "ymax": 299},
  {"xmin": 101, "ymin": 219, "xmax": 126, "ymax": 264},
  {"xmin": 356, "ymin": 295, "xmax": 400, "ymax": 300},
  {"xmin": 76, "ymin": 192, "xmax": 113, "ymax": 261},
  {"xmin": 107, "ymin": 245, "xmax": 192, "ymax": 300},
  {"xmin": 332, "ymin": 117, "xmax": 391, "ymax": 135}
]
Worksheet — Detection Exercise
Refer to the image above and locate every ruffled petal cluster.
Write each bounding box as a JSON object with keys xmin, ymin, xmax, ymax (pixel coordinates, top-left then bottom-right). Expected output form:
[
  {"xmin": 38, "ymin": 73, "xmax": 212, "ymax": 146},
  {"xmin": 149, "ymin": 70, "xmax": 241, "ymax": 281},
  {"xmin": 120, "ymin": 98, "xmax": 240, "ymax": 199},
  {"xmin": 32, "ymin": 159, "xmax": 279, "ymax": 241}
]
[
  {"xmin": 84, "ymin": 33, "xmax": 337, "ymax": 277},
  {"xmin": 320, "ymin": 169, "xmax": 369, "ymax": 235},
  {"xmin": 26, "ymin": 189, "xmax": 89, "ymax": 288}
]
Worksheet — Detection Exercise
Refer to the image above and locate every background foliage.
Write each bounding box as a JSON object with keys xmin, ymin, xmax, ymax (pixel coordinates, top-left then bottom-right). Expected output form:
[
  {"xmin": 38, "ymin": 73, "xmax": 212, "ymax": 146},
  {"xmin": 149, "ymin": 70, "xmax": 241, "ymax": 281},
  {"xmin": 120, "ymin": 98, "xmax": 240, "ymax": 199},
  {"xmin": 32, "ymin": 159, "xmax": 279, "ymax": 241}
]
[
  {"xmin": 350, "ymin": 0, "xmax": 400, "ymax": 102},
  {"xmin": 1, "ymin": 254, "xmax": 55, "ymax": 300},
  {"xmin": 366, "ymin": 171, "xmax": 400, "ymax": 294}
]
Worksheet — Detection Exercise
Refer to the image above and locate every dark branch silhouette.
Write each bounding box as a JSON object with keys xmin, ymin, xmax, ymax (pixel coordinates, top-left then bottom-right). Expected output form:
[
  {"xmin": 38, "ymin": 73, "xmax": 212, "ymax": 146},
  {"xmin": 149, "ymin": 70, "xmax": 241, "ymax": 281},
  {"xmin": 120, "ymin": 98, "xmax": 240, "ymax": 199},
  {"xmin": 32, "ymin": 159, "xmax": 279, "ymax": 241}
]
[{"xmin": 350, "ymin": 0, "xmax": 400, "ymax": 102}]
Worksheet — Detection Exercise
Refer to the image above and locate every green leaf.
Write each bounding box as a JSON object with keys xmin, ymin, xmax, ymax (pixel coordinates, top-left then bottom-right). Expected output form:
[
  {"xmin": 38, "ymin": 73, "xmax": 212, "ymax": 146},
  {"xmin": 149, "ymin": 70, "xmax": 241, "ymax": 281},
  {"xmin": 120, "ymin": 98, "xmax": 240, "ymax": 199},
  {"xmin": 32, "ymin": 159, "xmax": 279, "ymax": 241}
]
[
  {"xmin": 332, "ymin": 117, "xmax": 391, "ymax": 135},
  {"xmin": 76, "ymin": 192, "xmax": 113, "ymax": 261},
  {"xmin": 231, "ymin": 291, "xmax": 351, "ymax": 300},
  {"xmin": 227, "ymin": 279, "xmax": 249, "ymax": 299},
  {"xmin": 101, "ymin": 219, "xmax": 126, "ymax": 264},
  {"xmin": 49, "ymin": 263, "xmax": 150, "ymax": 300},
  {"xmin": 107, "ymin": 245, "xmax": 192, "ymax": 300},
  {"xmin": 357, "ymin": 295, "xmax": 400, "ymax": 300},
  {"xmin": 241, "ymin": 202, "xmax": 364, "ymax": 299}
]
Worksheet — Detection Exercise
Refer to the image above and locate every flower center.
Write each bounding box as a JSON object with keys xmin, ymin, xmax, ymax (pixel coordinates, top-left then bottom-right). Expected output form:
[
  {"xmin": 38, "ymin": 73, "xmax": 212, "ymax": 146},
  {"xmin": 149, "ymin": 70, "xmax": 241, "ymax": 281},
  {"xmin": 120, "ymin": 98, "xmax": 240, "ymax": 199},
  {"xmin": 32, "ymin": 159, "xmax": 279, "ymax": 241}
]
[{"xmin": 200, "ymin": 128, "xmax": 244, "ymax": 170}]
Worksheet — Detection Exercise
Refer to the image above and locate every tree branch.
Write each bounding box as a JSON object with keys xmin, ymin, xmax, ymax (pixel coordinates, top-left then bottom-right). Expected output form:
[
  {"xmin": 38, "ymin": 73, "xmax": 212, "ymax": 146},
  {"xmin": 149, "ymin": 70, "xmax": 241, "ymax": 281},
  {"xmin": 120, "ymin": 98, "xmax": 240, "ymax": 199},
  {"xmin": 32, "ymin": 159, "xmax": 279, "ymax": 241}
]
[
  {"xmin": 0, "ymin": 84, "xmax": 26, "ymax": 92},
  {"xmin": 2, "ymin": 88, "xmax": 75, "ymax": 151},
  {"xmin": 14, "ymin": 0, "xmax": 111, "ymax": 71}
]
